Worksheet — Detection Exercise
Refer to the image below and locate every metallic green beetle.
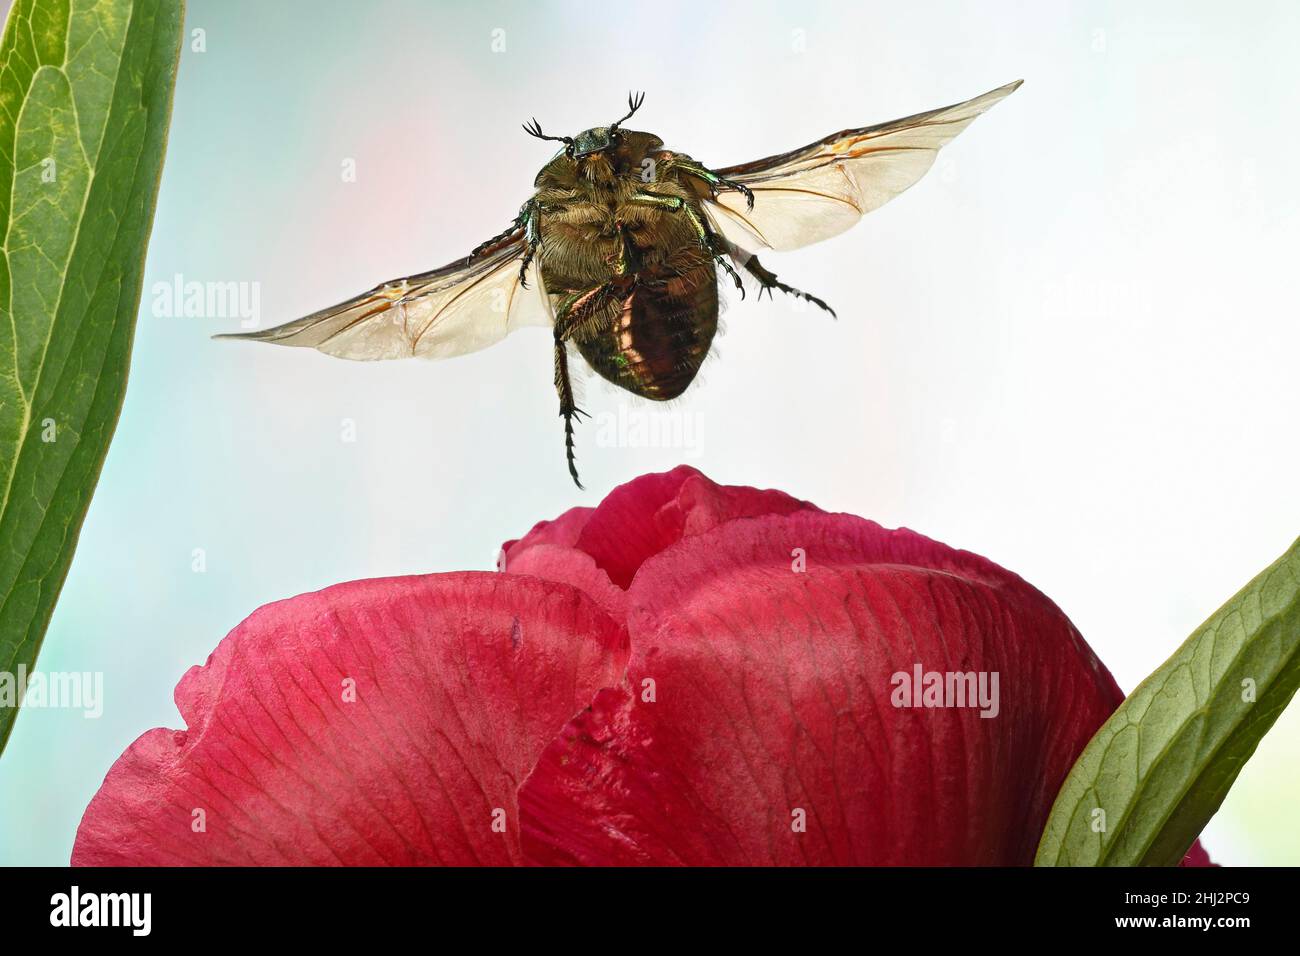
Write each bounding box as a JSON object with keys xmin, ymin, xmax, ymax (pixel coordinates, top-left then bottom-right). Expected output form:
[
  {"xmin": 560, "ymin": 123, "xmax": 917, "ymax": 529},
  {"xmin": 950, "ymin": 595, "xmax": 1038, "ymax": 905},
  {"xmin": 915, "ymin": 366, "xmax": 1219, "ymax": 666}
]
[{"xmin": 220, "ymin": 82, "xmax": 1021, "ymax": 486}]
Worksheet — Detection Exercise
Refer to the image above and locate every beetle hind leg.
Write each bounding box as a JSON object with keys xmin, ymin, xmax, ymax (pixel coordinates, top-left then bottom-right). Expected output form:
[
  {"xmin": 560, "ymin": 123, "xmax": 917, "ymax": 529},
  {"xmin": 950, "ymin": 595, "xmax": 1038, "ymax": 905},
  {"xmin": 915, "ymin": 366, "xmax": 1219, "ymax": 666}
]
[
  {"xmin": 556, "ymin": 355, "xmax": 590, "ymax": 489},
  {"xmin": 741, "ymin": 254, "xmax": 836, "ymax": 317},
  {"xmin": 552, "ymin": 334, "xmax": 590, "ymax": 489},
  {"xmin": 552, "ymin": 294, "xmax": 601, "ymax": 489}
]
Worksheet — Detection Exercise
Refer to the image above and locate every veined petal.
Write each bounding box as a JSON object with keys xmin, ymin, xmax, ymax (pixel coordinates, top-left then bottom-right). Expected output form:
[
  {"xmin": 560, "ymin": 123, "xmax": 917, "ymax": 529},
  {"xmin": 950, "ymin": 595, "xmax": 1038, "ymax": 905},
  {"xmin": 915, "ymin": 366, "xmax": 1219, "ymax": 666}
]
[
  {"xmin": 520, "ymin": 511, "xmax": 1124, "ymax": 865},
  {"xmin": 73, "ymin": 572, "xmax": 627, "ymax": 866}
]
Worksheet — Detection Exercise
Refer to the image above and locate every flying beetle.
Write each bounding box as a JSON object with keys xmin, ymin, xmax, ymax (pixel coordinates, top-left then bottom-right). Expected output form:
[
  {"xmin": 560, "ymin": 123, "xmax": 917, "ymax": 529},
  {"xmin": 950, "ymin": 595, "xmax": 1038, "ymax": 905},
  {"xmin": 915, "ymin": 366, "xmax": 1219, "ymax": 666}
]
[{"xmin": 218, "ymin": 81, "xmax": 1022, "ymax": 487}]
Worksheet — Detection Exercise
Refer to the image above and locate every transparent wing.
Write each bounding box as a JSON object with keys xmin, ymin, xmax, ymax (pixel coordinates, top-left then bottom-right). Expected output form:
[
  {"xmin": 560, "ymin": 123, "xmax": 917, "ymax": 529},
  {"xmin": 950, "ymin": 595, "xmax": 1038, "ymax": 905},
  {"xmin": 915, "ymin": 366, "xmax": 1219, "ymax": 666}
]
[
  {"xmin": 704, "ymin": 80, "xmax": 1022, "ymax": 252},
  {"xmin": 216, "ymin": 228, "xmax": 552, "ymax": 360}
]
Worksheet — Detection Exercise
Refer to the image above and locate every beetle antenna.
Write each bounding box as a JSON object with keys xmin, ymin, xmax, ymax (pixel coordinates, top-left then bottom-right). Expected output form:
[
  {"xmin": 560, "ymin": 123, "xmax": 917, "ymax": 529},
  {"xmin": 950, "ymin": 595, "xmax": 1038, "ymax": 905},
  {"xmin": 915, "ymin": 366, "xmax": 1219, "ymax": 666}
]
[
  {"xmin": 522, "ymin": 117, "xmax": 573, "ymax": 146},
  {"xmin": 610, "ymin": 91, "xmax": 645, "ymax": 131}
]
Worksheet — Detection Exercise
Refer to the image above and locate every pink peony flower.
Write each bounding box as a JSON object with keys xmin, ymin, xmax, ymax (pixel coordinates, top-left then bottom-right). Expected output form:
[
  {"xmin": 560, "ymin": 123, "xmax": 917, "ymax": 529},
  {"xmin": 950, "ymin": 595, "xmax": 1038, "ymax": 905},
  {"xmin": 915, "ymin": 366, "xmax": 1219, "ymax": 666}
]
[{"xmin": 73, "ymin": 466, "xmax": 1210, "ymax": 865}]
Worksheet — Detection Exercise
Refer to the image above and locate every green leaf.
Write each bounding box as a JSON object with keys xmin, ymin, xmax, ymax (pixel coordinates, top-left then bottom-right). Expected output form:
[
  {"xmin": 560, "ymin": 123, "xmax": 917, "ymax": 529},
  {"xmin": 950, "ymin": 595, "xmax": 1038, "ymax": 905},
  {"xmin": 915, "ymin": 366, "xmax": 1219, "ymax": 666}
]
[
  {"xmin": 1036, "ymin": 536, "xmax": 1300, "ymax": 865},
  {"xmin": 0, "ymin": 0, "xmax": 184, "ymax": 755}
]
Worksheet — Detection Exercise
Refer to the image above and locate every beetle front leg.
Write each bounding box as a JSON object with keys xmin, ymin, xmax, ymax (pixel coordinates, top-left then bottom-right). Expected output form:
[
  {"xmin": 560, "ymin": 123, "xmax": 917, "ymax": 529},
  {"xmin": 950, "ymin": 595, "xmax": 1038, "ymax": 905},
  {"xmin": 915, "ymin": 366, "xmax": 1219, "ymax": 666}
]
[
  {"xmin": 672, "ymin": 160, "xmax": 755, "ymax": 211},
  {"xmin": 468, "ymin": 198, "xmax": 537, "ymax": 263},
  {"xmin": 517, "ymin": 200, "xmax": 543, "ymax": 288}
]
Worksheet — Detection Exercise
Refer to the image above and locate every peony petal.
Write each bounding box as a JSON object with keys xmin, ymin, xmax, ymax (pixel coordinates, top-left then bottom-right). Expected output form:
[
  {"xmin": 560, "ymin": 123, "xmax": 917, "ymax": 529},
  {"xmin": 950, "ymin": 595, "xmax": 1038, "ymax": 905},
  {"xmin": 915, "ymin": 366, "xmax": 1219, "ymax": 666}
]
[
  {"xmin": 496, "ymin": 467, "xmax": 818, "ymax": 611},
  {"xmin": 502, "ymin": 545, "xmax": 628, "ymax": 630},
  {"xmin": 73, "ymin": 572, "xmax": 627, "ymax": 866},
  {"xmin": 572, "ymin": 465, "xmax": 819, "ymax": 589},
  {"xmin": 1180, "ymin": 841, "xmax": 1216, "ymax": 867},
  {"xmin": 519, "ymin": 512, "xmax": 1124, "ymax": 865},
  {"xmin": 501, "ymin": 505, "xmax": 594, "ymax": 564}
]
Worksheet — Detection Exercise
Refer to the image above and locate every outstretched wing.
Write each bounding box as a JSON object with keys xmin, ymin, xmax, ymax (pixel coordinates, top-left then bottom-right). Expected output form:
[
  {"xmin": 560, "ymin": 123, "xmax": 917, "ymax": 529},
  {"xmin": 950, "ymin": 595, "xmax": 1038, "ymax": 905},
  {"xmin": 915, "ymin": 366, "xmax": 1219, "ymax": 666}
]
[
  {"xmin": 216, "ymin": 228, "xmax": 551, "ymax": 360},
  {"xmin": 704, "ymin": 80, "xmax": 1022, "ymax": 253}
]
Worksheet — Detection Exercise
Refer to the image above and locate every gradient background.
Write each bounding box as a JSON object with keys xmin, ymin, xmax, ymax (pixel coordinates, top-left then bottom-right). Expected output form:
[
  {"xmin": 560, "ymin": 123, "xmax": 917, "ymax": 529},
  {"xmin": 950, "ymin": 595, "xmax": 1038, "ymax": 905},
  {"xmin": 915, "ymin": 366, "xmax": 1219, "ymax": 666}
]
[{"xmin": 2, "ymin": 0, "xmax": 1298, "ymax": 865}]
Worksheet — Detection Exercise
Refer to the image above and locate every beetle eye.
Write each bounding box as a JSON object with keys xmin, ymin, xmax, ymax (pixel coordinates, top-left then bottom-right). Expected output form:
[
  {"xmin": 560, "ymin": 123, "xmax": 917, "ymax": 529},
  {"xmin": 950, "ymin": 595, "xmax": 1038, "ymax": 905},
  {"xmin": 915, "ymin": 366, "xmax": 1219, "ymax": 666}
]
[{"xmin": 565, "ymin": 145, "xmax": 574, "ymax": 158}]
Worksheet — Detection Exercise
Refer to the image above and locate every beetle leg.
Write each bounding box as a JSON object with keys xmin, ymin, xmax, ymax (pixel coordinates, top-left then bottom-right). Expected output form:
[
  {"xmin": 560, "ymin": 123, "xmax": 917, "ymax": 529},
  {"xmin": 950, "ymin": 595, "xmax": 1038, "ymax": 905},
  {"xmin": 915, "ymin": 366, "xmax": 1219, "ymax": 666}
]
[
  {"xmin": 553, "ymin": 336, "xmax": 588, "ymax": 489},
  {"xmin": 673, "ymin": 161, "xmax": 755, "ymax": 211},
  {"xmin": 741, "ymin": 254, "xmax": 836, "ymax": 317},
  {"xmin": 551, "ymin": 293, "xmax": 597, "ymax": 489},
  {"xmin": 468, "ymin": 198, "xmax": 537, "ymax": 263},
  {"xmin": 517, "ymin": 201, "xmax": 543, "ymax": 289},
  {"xmin": 629, "ymin": 192, "xmax": 744, "ymax": 297}
]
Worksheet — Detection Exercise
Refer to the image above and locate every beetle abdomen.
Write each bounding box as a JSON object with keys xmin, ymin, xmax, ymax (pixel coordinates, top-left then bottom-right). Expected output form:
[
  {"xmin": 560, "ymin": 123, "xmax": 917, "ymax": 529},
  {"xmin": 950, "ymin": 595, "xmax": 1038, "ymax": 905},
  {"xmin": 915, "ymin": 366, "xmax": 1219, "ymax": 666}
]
[{"xmin": 573, "ymin": 265, "xmax": 718, "ymax": 401}]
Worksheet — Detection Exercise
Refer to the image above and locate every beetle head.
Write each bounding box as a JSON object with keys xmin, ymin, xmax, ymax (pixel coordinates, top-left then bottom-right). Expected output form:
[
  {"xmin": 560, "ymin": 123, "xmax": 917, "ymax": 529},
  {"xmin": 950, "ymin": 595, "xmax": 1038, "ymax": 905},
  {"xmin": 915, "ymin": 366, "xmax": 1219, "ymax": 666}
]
[{"xmin": 523, "ymin": 92, "xmax": 645, "ymax": 160}]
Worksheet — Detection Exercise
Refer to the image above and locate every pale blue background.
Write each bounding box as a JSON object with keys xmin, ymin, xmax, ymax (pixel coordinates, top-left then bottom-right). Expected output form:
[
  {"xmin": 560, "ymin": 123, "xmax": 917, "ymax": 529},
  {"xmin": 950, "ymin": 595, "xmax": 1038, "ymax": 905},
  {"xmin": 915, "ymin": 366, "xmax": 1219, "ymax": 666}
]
[{"xmin": 2, "ymin": 0, "xmax": 1298, "ymax": 864}]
